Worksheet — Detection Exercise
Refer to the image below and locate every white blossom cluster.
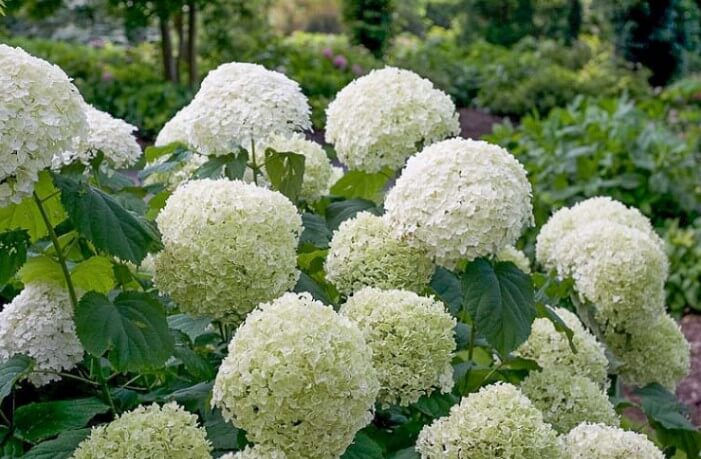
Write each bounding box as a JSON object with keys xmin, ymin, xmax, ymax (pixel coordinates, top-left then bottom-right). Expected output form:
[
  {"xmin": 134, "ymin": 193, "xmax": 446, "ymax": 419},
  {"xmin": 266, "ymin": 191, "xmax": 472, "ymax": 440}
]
[
  {"xmin": 188, "ymin": 62, "xmax": 311, "ymax": 156},
  {"xmin": 325, "ymin": 67, "xmax": 460, "ymax": 172},
  {"xmin": 53, "ymin": 104, "xmax": 142, "ymax": 170},
  {"xmin": 154, "ymin": 179, "xmax": 301, "ymax": 324},
  {"xmin": 416, "ymin": 383, "xmax": 561, "ymax": 458},
  {"xmin": 72, "ymin": 402, "xmax": 212, "ymax": 459},
  {"xmin": 154, "ymin": 102, "xmax": 197, "ymax": 147},
  {"xmin": 340, "ymin": 287, "xmax": 456, "ymax": 406},
  {"xmin": 385, "ymin": 138, "xmax": 533, "ymax": 269},
  {"xmin": 0, "ymin": 44, "xmax": 87, "ymax": 206},
  {"xmin": 561, "ymin": 423, "xmax": 664, "ymax": 459},
  {"xmin": 0, "ymin": 283, "xmax": 84, "ymax": 387},
  {"xmin": 520, "ymin": 367, "xmax": 618, "ymax": 433},
  {"xmin": 496, "ymin": 245, "xmax": 531, "ymax": 273},
  {"xmin": 222, "ymin": 446, "xmax": 288, "ymax": 459},
  {"xmin": 212, "ymin": 293, "xmax": 379, "ymax": 459},
  {"xmin": 325, "ymin": 212, "xmax": 434, "ymax": 295}
]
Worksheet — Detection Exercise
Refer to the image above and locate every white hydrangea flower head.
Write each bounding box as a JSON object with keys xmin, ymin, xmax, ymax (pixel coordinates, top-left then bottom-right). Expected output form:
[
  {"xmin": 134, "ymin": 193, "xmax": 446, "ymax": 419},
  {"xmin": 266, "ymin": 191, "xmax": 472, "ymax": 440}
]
[
  {"xmin": 53, "ymin": 104, "xmax": 141, "ymax": 170},
  {"xmin": 515, "ymin": 308, "xmax": 609, "ymax": 388},
  {"xmin": 325, "ymin": 212, "xmax": 434, "ymax": 295},
  {"xmin": 520, "ymin": 368, "xmax": 618, "ymax": 433},
  {"xmin": 259, "ymin": 134, "xmax": 333, "ymax": 202},
  {"xmin": 496, "ymin": 245, "xmax": 531, "ymax": 273},
  {"xmin": 155, "ymin": 102, "xmax": 197, "ymax": 147},
  {"xmin": 212, "ymin": 293, "xmax": 379, "ymax": 459},
  {"xmin": 188, "ymin": 62, "xmax": 311, "ymax": 156},
  {"xmin": 142, "ymin": 153, "xmax": 207, "ymax": 191},
  {"xmin": 325, "ymin": 67, "xmax": 460, "ymax": 172},
  {"xmin": 385, "ymin": 138, "xmax": 534, "ymax": 269},
  {"xmin": 0, "ymin": 44, "xmax": 88, "ymax": 206},
  {"xmin": 221, "ymin": 446, "xmax": 288, "ymax": 459},
  {"xmin": 536, "ymin": 197, "xmax": 664, "ymax": 273},
  {"xmin": 561, "ymin": 423, "xmax": 664, "ymax": 459},
  {"xmin": 0, "ymin": 283, "xmax": 83, "ymax": 387},
  {"xmin": 340, "ymin": 287, "xmax": 456, "ymax": 406},
  {"xmin": 558, "ymin": 222, "xmax": 668, "ymax": 328},
  {"xmin": 416, "ymin": 382, "xmax": 561, "ymax": 459},
  {"xmin": 154, "ymin": 179, "xmax": 301, "ymax": 323},
  {"xmin": 603, "ymin": 314, "xmax": 690, "ymax": 390},
  {"xmin": 71, "ymin": 402, "xmax": 212, "ymax": 459}
]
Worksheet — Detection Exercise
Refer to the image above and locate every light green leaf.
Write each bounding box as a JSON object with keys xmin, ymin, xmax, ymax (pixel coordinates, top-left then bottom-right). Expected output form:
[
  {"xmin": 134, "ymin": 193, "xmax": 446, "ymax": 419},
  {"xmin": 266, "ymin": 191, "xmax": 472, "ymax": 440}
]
[
  {"xmin": 0, "ymin": 230, "xmax": 29, "ymax": 285},
  {"xmin": 18, "ymin": 255, "xmax": 64, "ymax": 286},
  {"xmin": 71, "ymin": 256, "xmax": 116, "ymax": 294},
  {"xmin": 14, "ymin": 398, "xmax": 109, "ymax": 443},
  {"xmin": 330, "ymin": 169, "xmax": 391, "ymax": 203},
  {"xmin": 193, "ymin": 151, "xmax": 248, "ymax": 180},
  {"xmin": 264, "ymin": 149, "xmax": 305, "ymax": 202}
]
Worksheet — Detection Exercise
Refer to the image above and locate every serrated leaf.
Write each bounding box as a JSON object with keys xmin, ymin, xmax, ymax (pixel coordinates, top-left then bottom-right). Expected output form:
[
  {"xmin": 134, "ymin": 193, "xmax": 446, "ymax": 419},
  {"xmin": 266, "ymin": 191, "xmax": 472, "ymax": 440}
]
[
  {"xmin": 165, "ymin": 381, "xmax": 214, "ymax": 404},
  {"xmin": 635, "ymin": 384, "xmax": 696, "ymax": 431},
  {"xmin": 294, "ymin": 271, "xmax": 333, "ymax": 306},
  {"xmin": 535, "ymin": 303, "xmax": 576, "ymax": 352},
  {"xmin": 330, "ymin": 169, "xmax": 391, "ymax": 202},
  {"xmin": 430, "ymin": 267, "xmax": 462, "ymax": 316},
  {"xmin": 139, "ymin": 146, "xmax": 191, "ymax": 179},
  {"xmin": 71, "ymin": 256, "xmax": 116, "ymax": 294},
  {"xmin": 341, "ymin": 432, "xmax": 384, "ymax": 459},
  {"xmin": 173, "ymin": 345, "xmax": 215, "ymax": 380},
  {"xmin": 193, "ymin": 151, "xmax": 248, "ymax": 180},
  {"xmin": 461, "ymin": 259, "xmax": 536, "ymax": 355},
  {"xmin": 22, "ymin": 428, "xmax": 90, "ymax": 459},
  {"xmin": 264, "ymin": 149, "xmax": 305, "ymax": 202},
  {"xmin": 413, "ymin": 392, "xmax": 459, "ymax": 418},
  {"xmin": 299, "ymin": 213, "xmax": 331, "ymax": 249},
  {"xmin": 0, "ymin": 355, "xmax": 33, "ymax": 404},
  {"xmin": 54, "ymin": 174, "xmax": 162, "ymax": 264},
  {"xmin": 75, "ymin": 291, "xmax": 174, "ymax": 372},
  {"xmin": 0, "ymin": 171, "xmax": 66, "ymax": 242},
  {"xmin": 167, "ymin": 314, "xmax": 212, "ymax": 342},
  {"xmin": 205, "ymin": 408, "xmax": 245, "ymax": 451},
  {"xmin": 326, "ymin": 199, "xmax": 382, "ymax": 230},
  {"xmin": 17, "ymin": 255, "xmax": 64, "ymax": 286},
  {"xmin": 144, "ymin": 142, "xmax": 188, "ymax": 163},
  {"xmin": 14, "ymin": 398, "xmax": 109, "ymax": 443},
  {"xmin": 0, "ymin": 230, "xmax": 29, "ymax": 285}
]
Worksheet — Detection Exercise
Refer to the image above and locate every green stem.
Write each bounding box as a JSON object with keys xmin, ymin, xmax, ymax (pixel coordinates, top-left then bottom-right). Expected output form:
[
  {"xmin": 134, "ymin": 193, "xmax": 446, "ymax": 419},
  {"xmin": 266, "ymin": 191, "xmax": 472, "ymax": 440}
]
[
  {"xmin": 33, "ymin": 192, "xmax": 78, "ymax": 310},
  {"xmin": 250, "ymin": 140, "xmax": 259, "ymax": 185},
  {"xmin": 94, "ymin": 361, "xmax": 118, "ymax": 415},
  {"xmin": 0, "ymin": 408, "xmax": 10, "ymax": 427},
  {"xmin": 467, "ymin": 321, "xmax": 477, "ymax": 362},
  {"xmin": 32, "ymin": 370, "xmax": 100, "ymax": 387}
]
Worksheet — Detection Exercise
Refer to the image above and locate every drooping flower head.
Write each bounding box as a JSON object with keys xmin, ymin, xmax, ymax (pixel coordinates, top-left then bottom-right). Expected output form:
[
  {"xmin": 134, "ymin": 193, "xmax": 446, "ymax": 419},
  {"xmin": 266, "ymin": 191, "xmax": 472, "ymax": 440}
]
[
  {"xmin": 71, "ymin": 402, "xmax": 212, "ymax": 459},
  {"xmin": 0, "ymin": 44, "xmax": 87, "ymax": 205},
  {"xmin": 53, "ymin": 104, "xmax": 142, "ymax": 170},
  {"xmin": 385, "ymin": 138, "xmax": 533, "ymax": 269},
  {"xmin": 188, "ymin": 62, "xmax": 311, "ymax": 156},
  {"xmin": 325, "ymin": 67, "xmax": 460, "ymax": 172},
  {"xmin": 515, "ymin": 307, "xmax": 609, "ymax": 389},
  {"xmin": 154, "ymin": 179, "xmax": 301, "ymax": 323},
  {"xmin": 0, "ymin": 283, "xmax": 83, "ymax": 387},
  {"xmin": 340, "ymin": 287, "xmax": 456, "ymax": 406},
  {"xmin": 212, "ymin": 293, "xmax": 379, "ymax": 459},
  {"xmin": 603, "ymin": 313, "xmax": 690, "ymax": 390},
  {"xmin": 520, "ymin": 368, "xmax": 618, "ymax": 433},
  {"xmin": 561, "ymin": 423, "xmax": 664, "ymax": 459},
  {"xmin": 416, "ymin": 383, "xmax": 561, "ymax": 459},
  {"xmin": 325, "ymin": 212, "xmax": 434, "ymax": 295}
]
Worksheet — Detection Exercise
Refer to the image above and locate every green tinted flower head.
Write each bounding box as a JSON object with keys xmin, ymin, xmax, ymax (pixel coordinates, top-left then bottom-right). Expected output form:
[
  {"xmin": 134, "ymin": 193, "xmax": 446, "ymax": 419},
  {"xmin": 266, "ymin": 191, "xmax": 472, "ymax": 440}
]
[{"xmin": 562, "ymin": 423, "xmax": 664, "ymax": 459}]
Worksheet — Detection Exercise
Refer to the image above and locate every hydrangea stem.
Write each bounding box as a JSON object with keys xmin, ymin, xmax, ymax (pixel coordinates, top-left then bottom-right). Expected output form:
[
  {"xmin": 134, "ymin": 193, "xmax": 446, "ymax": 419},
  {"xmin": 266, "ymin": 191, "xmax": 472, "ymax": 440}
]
[
  {"xmin": 249, "ymin": 139, "xmax": 259, "ymax": 185},
  {"xmin": 32, "ymin": 191, "xmax": 78, "ymax": 310},
  {"xmin": 468, "ymin": 321, "xmax": 477, "ymax": 362}
]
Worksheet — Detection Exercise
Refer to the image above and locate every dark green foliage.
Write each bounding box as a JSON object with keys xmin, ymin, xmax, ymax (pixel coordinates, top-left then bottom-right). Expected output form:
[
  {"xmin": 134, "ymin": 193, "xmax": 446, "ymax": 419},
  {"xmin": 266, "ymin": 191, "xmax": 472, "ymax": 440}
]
[
  {"xmin": 342, "ymin": 0, "xmax": 394, "ymax": 57},
  {"xmin": 664, "ymin": 218, "xmax": 701, "ymax": 312}
]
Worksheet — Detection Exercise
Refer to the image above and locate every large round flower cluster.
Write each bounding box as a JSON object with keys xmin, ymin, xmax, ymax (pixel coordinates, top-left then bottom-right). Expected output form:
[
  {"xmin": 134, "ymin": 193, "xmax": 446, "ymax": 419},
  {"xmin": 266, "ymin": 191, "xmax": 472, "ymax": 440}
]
[
  {"xmin": 325, "ymin": 212, "xmax": 434, "ymax": 295},
  {"xmin": 340, "ymin": 287, "xmax": 456, "ymax": 406},
  {"xmin": 603, "ymin": 313, "xmax": 690, "ymax": 390},
  {"xmin": 0, "ymin": 283, "xmax": 84, "ymax": 387},
  {"xmin": 53, "ymin": 104, "xmax": 141, "ymax": 170},
  {"xmin": 71, "ymin": 402, "xmax": 212, "ymax": 459},
  {"xmin": 385, "ymin": 138, "xmax": 534, "ymax": 269},
  {"xmin": 561, "ymin": 423, "xmax": 664, "ymax": 459},
  {"xmin": 154, "ymin": 179, "xmax": 301, "ymax": 323},
  {"xmin": 258, "ymin": 134, "xmax": 333, "ymax": 202},
  {"xmin": 520, "ymin": 368, "xmax": 618, "ymax": 433},
  {"xmin": 325, "ymin": 67, "xmax": 460, "ymax": 172},
  {"xmin": 155, "ymin": 102, "xmax": 197, "ymax": 147},
  {"xmin": 515, "ymin": 307, "xmax": 609, "ymax": 388},
  {"xmin": 222, "ymin": 446, "xmax": 288, "ymax": 459},
  {"xmin": 416, "ymin": 383, "xmax": 561, "ymax": 459},
  {"xmin": 212, "ymin": 293, "xmax": 379, "ymax": 459},
  {"xmin": 0, "ymin": 44, "xmax": 87, "ymax": 206},
  {"xmin": 188, "ymin": 62, "xmax": 311, "ymax": 156}
]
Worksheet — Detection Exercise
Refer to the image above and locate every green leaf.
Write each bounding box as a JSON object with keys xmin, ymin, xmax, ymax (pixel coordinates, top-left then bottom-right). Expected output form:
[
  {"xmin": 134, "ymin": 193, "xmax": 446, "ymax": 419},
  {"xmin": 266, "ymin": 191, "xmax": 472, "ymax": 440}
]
[
  {"xmin": 165, "ymin": 381, "xmax": 214, "ymax": 404},
  {"xmin": 264, "ymin": 149, "xmax": 306, "ymax": 202},
  {"xmin": 0, "ymin": 355, "xmax": 33, "ymax": 404},
  {"xmin": 330, "ymin": 169, "xmax": 391, "ymax": 202},
  {"xmin": 75, "ymin": 291, "xmax": 174, "ymax": 372},
  {"xmin": 294, "ymin": 271, "xmax": 334, "ymax": 306},
  {"xmin": 205, "ymin": 409, "xmax": 245, "ymax": 451},
  {"xmin": 430, "ymin": 267, "xmax": 462, "ymax": 316},
  {"xmin": 167, "ymin": 314, "xmax": 212, "ymax": 342},
  {"xmin": 413, "ymin": 392, "xmax": 459, "ymax": 418},
  {"xmin": 54, "ymin": 174, "xmax": 162, "ymax": 264},
  {"xmin": 17, "ymin": 255, "xmax": 64, "ymax": 286},
  {"xmin": 299, "ymin": 213, "xmax": 331, "ymax": 249},
  {"xmin": 635, "ymin": 384, "xmax": 696, "ymax": 431},
  {"xmin": 14, "ymin": 398, "xmax": 109, "ymax": 443},
  {"xmin": 144, "ymin": 142, "xmax": 188, "ymax": 163},
  {"xmin": 326, "ymin": 199, "xmax": 382, "ymax": 231},
  {"xmin": 0, "ymin": 230, "xmax": 29, "ymax": 285},
  {"xmin": 173, "ymin": 345, "xmax": 215, "ymax": 380},
  {"xmin": 341, "ymin": 432, "xmax": 384, "ymax": 459},
  {"xmin": 22, "ymin": 428, "xmax": 90, "ymax": 459},
  {"xmin": 71, "ymin": 256, "xmax": 116, "ymax": 294},
  {"xmin": 389, "ymin": 448, "xmax": 420, "ymax": 459},
  {"xmin": 193, "ymin": 151, "xmax": 248, "ymax": 180},
  {"xmin": 461, "ymin": 259, "xmax": 536, "ymax": 355},
  {"xmin": 0, "ymin": 171, "xmax": 66, "ymax": 242},
  {"xmin": 139, "ymin": 146, "xmax": 191, "ymax": 179}
]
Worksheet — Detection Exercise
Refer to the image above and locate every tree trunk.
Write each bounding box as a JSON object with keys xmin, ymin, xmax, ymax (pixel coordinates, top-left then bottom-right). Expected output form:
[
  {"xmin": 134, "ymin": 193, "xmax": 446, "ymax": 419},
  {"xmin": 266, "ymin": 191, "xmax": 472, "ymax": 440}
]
[
  {"xmin": 159, "ymin": 14, "xmax": 177, "ymax": 83},
  {"xmin": 187, "ymin": 0, "xmax": 198, "ymax": 88}
]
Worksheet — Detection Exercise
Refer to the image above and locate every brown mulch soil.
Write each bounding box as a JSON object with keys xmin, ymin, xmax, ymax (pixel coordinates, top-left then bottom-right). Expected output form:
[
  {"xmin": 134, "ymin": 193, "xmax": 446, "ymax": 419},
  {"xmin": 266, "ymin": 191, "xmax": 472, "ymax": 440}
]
[
  {"xmin": 678, "ymin": 313, "xmax": 701, "ymax": 425},
  {"xmin": 458, "ymin": 107, "xmax": 504, "ymax": 140}
]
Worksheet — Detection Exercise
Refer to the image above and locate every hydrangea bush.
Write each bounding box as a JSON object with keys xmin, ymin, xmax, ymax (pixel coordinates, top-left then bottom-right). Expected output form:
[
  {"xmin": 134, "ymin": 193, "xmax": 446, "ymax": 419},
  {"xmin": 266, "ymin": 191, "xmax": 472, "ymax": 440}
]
[{"xmin": 0, "ymin": 45, "xmax": 694, "ymax": 459}]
